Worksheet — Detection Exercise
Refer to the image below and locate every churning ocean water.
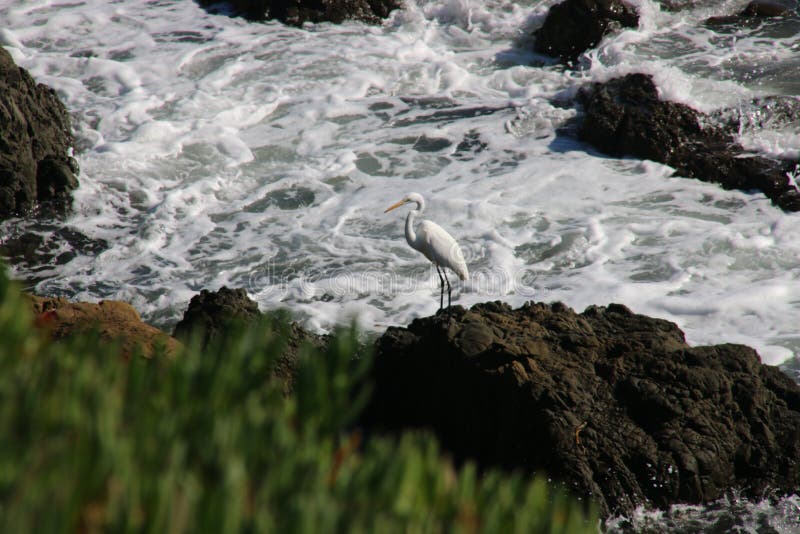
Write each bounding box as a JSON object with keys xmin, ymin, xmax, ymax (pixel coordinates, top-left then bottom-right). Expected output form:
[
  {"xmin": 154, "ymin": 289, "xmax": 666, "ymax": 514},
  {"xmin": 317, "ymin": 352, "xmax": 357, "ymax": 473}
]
[{"xmin": 1, "ymin": 0, "xmax": 800, "ymax": 528}]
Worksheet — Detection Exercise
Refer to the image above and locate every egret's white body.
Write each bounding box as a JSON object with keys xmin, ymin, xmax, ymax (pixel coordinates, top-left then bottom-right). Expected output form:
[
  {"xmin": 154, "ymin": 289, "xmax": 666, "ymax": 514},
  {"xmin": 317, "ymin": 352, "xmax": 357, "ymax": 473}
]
[{"xmin": 385, "ymin": 192, "xmax": 468, "ymax": 309}]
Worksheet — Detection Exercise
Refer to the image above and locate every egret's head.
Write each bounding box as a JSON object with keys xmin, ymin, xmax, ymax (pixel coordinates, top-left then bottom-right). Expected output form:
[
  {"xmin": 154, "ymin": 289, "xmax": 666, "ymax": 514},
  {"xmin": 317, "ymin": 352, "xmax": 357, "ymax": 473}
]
[{"xmin": 384, "ymin": 192, "xmax": 424, "ymax": 213}]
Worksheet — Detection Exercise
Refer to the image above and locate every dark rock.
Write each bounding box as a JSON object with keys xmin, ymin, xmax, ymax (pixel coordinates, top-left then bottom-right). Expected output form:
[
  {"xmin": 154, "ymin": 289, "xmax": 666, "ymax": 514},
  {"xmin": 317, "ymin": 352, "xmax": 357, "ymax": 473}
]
[
  {"xmin": 0, "ymin": 227, "xmax": 109, "ymax": 275},
  {"xmin": 741, "ymin": 0, "xmax": 791, "ymax": 17},
  {"xmin": 533, "ymin": 0, "xmax": 639, "ymax": 64},
  {"xmin": 577, "ymin": 73, "xmax": 800, "ymax": 211},
  {"xmin": 173, "ymin": 287, "xmax": 327, "ymax": 391},
  {"xmin": 360, "ymin": 301, "xmax": 800, "ymax": 517},
  {"xmin": 244, "ymin": 185, "xmax": 315, "ymax": 212},
  {"xmin": 706, "ymin": 0, "xmax": 792, "ymax": 24},
  {"xmin": 0, "ymin": 232, "xmax": 44, "ymax": 269},
  {"xmin": 196, "ymin": 0, "xmax": 402, "ymax": 25},
  {"xmin": 36, "ymin": 155, "xmax": 79, "ymax": 203},
  {"xmin": 665, "ymin": 0, "xmax": 793, "ymax": 16},
  {"xmin": 173, "ymin": 286, "xmax": 262, "ymax": 343},
  {"xmin": 0, "ymin": 47, "xmax": 79, "ymax": 218}
]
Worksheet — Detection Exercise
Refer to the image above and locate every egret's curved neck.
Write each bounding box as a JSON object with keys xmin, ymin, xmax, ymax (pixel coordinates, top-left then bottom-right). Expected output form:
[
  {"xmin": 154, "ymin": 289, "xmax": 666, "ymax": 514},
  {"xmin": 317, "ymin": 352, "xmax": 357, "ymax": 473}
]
[{"xmin": 404, "ymin": 200, "xmax": 424, "ymax": 250}]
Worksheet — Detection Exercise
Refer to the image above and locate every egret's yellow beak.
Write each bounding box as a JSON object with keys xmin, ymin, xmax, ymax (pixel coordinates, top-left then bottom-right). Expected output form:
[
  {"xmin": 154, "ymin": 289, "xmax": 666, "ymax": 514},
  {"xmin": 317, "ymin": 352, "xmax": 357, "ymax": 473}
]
[{"xmin": 384, "ymin": 199, "xmax": 407, "ymax": 213}]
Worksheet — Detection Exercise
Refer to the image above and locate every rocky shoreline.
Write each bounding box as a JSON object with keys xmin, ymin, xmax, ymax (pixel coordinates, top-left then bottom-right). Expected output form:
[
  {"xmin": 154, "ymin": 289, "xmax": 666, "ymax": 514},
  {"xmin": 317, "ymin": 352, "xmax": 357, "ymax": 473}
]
[
  {"xmin": 532, "ymin": 0, "xmax": 800, "ymax": 212},
  {"xmin": 22, "ymin": 287, "xmax": 800, "ymax": 518},
  {"xmin": 4, "ymin": 0, "xmax": 800, "ymax": 520}
]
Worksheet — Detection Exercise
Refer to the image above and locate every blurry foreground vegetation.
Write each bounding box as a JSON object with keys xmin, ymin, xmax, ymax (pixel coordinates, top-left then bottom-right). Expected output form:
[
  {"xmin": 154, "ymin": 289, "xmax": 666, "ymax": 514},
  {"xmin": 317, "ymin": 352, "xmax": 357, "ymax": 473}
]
[{"xmin": 0, "ymin": 268, "xmax": 597, "ymax": 532}]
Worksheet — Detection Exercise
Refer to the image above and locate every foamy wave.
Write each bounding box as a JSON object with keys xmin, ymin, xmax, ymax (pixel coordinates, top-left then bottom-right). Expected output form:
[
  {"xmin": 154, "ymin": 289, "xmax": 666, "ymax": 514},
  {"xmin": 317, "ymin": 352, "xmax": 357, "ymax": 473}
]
[{"xmin": 0, "ymin": 0, "xmax": 798, "ymax": 372}]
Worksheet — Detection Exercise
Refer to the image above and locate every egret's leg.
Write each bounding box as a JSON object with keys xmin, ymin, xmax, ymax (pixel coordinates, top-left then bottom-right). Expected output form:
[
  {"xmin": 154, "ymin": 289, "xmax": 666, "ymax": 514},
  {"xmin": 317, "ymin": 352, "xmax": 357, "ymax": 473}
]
[
  {"xmin": 435, "ymin": 265, "xmax": 445, "ymax": 310},
  {"xmin": 443, "ymin": 269, "xmax": 452, "ymax": 308}
]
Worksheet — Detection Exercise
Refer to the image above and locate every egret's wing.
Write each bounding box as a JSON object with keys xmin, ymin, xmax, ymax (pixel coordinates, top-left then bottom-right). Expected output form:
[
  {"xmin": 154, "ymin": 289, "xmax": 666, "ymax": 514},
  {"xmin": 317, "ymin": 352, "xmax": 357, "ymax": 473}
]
[{"xmin": 418, "ymin": 220, "xmax": 469, "ymax": 280}]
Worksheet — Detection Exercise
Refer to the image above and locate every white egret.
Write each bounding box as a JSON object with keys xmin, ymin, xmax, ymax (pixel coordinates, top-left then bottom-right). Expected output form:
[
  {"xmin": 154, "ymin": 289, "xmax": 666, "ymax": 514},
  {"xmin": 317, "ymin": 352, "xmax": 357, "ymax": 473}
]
[{"xmin": 384, "ymin": 192, "xmax": 468, "ymax": 310}]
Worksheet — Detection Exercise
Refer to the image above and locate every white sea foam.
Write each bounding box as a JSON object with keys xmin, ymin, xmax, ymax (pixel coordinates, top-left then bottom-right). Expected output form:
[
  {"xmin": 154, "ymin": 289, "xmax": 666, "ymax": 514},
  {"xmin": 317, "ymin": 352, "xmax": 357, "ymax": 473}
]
[
  {"xmin": 606, "ymin": 493, "xmax": 800, "ymax": 533},
  {"xmin": 0, "ymin": 0, "xmax": 799, "ymax": 373}
]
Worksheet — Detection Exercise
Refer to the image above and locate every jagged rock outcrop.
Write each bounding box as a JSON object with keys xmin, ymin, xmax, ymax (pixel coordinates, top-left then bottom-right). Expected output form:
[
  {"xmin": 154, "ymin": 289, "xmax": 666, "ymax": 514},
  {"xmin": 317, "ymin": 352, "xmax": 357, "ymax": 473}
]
[
  {"xmin": 196, "ymin": 0, "xmax": 402, "ymax": 26},
  {"xmin": 173, "ymin": 286, "xmax": 262, "ymax": 344},
  {"xmin": 172, "ymin": 286, "xmax": 328, "ymax": 389},
  {"xmin": 0, "ymin": 47, "xmax": 79, "ymax": 218},
  {"xmin": 25, "ymin": 287, "xmax": 325, "ymax": 384},
  {"xmin": 360, "ymin": 301, "xmax": 800, "ymax": 517},
  {"xmin": 533, "ymin": 0, "xmax": 639, "ymax": 64},
  {"xmin": 27, "ymin": 294, "xmax": 179, "ymax": 358},
  {"xmin": 578, "ymin": 73, "xmax": 800, "ymax": 211}
]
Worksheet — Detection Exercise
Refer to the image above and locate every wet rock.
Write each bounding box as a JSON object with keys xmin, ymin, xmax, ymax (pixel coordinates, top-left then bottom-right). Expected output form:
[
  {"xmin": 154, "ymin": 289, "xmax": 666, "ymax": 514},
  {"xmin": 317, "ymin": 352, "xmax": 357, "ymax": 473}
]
[
  {"xmin": 244, "ymin": 185, "xmax": 315, "ymax": 212},
  {"xmin": 0, "ymin": 232, "xmax": 44, "ymax": 268},
  {"xmin": 533, "ymin": 0, "xmax": 639, "ymax": 64},
  {"xmin": 0, "ymin": 227, "xmax": 109, "ymax": 276},
  {"xmin": 0, "ymin": 47, "xmax": 79, "ymax": 218},
  {"xmin": 577, "ymin": 73, "xmax": 800, "ymax": 211},
  {"xmin": 663, "ymin": 0, "xmax": 792, "ymax": 16},
  {"xmin": 657, "ymin": 0, "xmax": 698, "ymax": 10},
  {"xmin": 26, "ymin": 294, "xmax": 180, "ymax": 358},
  {"xmin": 360, "ymin": 301, "xmax": 800, "ymax": 517},
  {"xmin": 740, "ymin": 0, "xmax": 792, "ymax": 17},
  {"xmin": 196, "ymin": 0, "xmax": 402, "ymax": 25},
  {"xmin": 706, "ymin": 0, "xmax": 792, "ymax": 24}
]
